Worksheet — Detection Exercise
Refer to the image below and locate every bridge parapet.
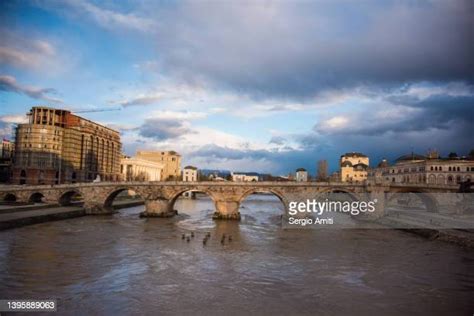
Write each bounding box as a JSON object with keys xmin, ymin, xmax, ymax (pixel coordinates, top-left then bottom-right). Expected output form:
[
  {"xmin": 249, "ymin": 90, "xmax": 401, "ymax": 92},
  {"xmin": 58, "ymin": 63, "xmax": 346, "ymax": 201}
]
[{"xmin": 0, "ymin": 181, "xmax": 464, "ymax": 219}]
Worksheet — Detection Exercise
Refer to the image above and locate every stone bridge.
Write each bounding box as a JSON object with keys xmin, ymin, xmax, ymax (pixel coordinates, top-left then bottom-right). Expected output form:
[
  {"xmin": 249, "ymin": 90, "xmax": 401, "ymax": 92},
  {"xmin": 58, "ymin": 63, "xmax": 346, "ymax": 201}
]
[{"xmin": 0, "ymin": 181, "xmax": 465, "ymax": 220}]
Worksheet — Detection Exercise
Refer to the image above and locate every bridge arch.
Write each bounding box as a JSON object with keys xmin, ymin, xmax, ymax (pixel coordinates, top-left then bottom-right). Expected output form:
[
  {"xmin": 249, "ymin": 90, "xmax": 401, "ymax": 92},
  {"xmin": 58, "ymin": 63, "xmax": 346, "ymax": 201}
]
[
  {"xmin": 103, "ymin": 187, "xmax": 144, "ymax": 211},
  {"xmin": 238, "ymin": 188, "xmax": 288, "ymax": 213},
  {"xmin": 387, "ymin": 188, "xmax": 438, "ymax": 213},
  {"xmin": 3, "ymin": 193, "xmax": 17, "ymax": 202},
  {"xmin": 29, "ymin": 192, "xmax": 45, "ymax": 203},
  {"xmin": 59, "ymin": 190, "xmax": 84, "ymax": 206},
  {"xmin": 168, "ymin": 188, "xmax": 219, "ymax": 212},
  {"xmin": 317, "ymin": 188, "xmax": 363, "ymax": 202}
]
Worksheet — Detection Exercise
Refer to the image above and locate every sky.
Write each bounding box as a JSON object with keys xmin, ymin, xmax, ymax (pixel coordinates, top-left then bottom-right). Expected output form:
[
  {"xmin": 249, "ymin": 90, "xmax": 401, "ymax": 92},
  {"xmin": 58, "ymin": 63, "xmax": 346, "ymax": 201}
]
[{"xmin": 0, "ymin": 0, "xmax": 473, "ymax": 175}]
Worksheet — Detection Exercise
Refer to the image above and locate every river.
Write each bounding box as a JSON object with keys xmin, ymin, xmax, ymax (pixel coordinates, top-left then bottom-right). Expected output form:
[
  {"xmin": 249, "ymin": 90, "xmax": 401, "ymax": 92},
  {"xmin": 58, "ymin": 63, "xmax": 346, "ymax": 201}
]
[{"xmin": 0, "ymin": 194, "xmax": 473, "ymax": 315}]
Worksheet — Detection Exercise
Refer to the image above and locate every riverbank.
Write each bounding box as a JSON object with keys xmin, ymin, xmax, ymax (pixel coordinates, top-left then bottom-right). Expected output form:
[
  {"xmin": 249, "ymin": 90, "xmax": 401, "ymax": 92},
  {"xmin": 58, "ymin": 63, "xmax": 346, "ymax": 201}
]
[
  {"xmin": 0, "ymin": 206, "xmax": 85, "ymax": 230},
  {"xmin": 377, "ymin": 211, "xmax": 474, "ymax": 248},
  {"xmin": 0, "ymin": 199, "xmax": 145, "ymax": 230}
]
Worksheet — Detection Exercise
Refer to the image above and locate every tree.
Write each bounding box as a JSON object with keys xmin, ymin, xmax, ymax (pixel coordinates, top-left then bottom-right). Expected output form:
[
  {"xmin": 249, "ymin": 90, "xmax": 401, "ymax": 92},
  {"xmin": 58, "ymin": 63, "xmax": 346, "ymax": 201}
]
[
  {"xmin": 316, "ymin": 160, "xmax": 328, "ymax": 181},
  {"xmin": 448, "ymin": 152, "xmax": 458, "ymax": 159},
  {"xmin": 468, "ymin": 149, "xmax": 474, "ymax": 160}
]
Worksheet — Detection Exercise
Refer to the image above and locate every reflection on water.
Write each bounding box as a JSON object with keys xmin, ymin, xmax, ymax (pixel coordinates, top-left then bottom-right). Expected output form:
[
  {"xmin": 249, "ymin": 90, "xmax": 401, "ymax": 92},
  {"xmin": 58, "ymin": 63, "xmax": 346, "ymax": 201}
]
[{"xmin": 0, "ymin": 194, "xmax": 473, "ymax": 315}]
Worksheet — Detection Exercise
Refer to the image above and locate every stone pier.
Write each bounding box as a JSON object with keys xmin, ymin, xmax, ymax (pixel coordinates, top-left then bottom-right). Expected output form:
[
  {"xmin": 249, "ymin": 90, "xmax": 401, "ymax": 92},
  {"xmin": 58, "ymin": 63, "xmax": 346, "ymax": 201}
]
[
  {"xmin": 139, "ymin": 199, "xmax": 177, "ymax": 218},
  {"xmin": 213, "ymin": 200, "xmax": 241, "ymax": 220},
  {"xmin": 83, "ymin": 201, "xmax": 113, "ymax": 215}
]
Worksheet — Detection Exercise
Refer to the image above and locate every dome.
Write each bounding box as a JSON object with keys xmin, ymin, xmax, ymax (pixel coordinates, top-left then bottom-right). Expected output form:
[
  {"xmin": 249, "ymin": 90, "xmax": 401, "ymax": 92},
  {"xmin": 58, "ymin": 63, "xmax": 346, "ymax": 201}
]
[
  {"xmin": 395, "ymin": 153, "xmax": 425, "ymax": 163},
  {"xmin": 296, "ymin": 168, "xmax": 307, "ymax": 172}
]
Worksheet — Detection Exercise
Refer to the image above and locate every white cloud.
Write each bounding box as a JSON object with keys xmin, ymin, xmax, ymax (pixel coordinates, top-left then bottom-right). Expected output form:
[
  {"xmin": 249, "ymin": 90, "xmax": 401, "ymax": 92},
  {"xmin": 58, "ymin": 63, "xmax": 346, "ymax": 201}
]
[
  {"xmin": 0, "ymin": 114, "xmax": 28, "ymax": 139},
  {"xmin": 148, "ymin": 110, "xmax": 208, "ymax": 120},
  {"xmin": 0, "ymin": 36, "xmax": 57, "ymax": 70},
  {"xmin": 0, "ymin": 114, "xmax": 28, "ymax": 124},
  {"xmin": 60, "ymin": 0, "xmax": 157, "ymax": 32}
]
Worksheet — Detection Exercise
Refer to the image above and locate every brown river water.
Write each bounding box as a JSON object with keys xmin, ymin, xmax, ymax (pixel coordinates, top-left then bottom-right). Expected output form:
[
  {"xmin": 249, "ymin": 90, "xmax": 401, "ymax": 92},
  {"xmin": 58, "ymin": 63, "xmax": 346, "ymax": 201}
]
[{"xmin": 0, "ymin": 194, "xmax": 473, "ymax": 315}]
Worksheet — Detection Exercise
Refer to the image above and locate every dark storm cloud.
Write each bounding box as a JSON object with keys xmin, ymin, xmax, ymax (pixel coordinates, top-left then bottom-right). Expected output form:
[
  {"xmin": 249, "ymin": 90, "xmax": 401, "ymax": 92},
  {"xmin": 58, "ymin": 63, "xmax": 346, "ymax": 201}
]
[
  {"xmin": 154, "ymin": 1, "xmax": 473, "ymax": 100},
  {"xmin": 138, "ymin": 117, "xmax": 193, "ymax": 141},
  {"xmin": 314, "ymin": 94, "xmax": 474, "ymax": 136}
]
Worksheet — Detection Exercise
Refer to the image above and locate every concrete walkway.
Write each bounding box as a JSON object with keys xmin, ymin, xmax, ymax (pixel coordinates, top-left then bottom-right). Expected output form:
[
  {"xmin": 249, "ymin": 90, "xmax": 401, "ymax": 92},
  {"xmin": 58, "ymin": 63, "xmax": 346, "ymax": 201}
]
[
  {"xmin": 0, "ymin": 199, "xmax": 144, "ymax": 231},
  {"xmin": 0, "ymin": 206, "xmax": 85, "ymax": 230}
]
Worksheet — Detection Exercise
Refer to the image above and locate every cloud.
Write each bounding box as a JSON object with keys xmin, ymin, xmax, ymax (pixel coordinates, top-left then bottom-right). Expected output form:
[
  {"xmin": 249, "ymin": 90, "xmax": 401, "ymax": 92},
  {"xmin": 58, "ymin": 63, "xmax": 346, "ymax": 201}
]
[
  {"xmin": 314, "ymin": 91, "xmax": 474, "ymax": 136},
  {"xmin": 139, "ymin": 118, "xmax": 193, "ymax": 141},
  {"xmin": 0, "ymin": 29, "xmax": 58, "ymax": 71},
  {"xmin": 0, "ymin": 114, "xmax": 28, "ymax": 139},
  {"xmin": 151, "ymin": 1, "xmax": 473, "ymax": 100},
  {"xmin": 44, "ymin": 0, "xmax": 156, "ymax": 32},
  {"xmin": 149, "ymin": 110, "xmax": 207, "ymax": 120},
  {"xmin": 269, "ymin": 136, "xmax": 286, "ymax": 145},
  {"xmin": 118, "ymin": 94, "xmax": 164, "ymax": 107},
  {"xmin": 136, "ymin": 110, "xmax": 209, "ymax": 141},
  {"xmin": 0, "ymin": 75, "xmax": 63, "ymax": 103}
]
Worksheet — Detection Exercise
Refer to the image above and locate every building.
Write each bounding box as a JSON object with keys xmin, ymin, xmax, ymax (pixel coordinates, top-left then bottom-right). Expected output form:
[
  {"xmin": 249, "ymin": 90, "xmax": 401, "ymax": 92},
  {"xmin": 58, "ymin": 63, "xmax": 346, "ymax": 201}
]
[
  {"xmin": 183, "ymin": 165, "xmax": 198, "ymax": 182},
  {"xmin": 209, "ymin": 175, "xmax": 227, "ymax": 181},
  {"xmin": 316, "ymin": 160, "xmax": 328, "ymax": 181},
  {"xmin": 0, "ymin": 139, "xmax": 14, "ymax": 183},
  {"xmin": 231, "ymin": 172, "xmax": 259, "ymax": 182},
  {"xmin": 329, "ymin": 171, "xmax": 341, "ymax": 182},
  {"xmin": 260, "ymin": 174, "xmax": 292, "ymax": 181},
  {"xmin": 295, "ymin": 168, "xmax": 308, "ymax": 182},
  {"xmin": 369, "ymin": 151, "xmax": 474, "ymax": 185},
  {"xmin": 340, "ymin": 152, "xmax": 369, "ymax": 183},
  {"xmin": 135, "ymin": 151, "xmax": 181, "ymax": 181},
  {"xmin": 12, "ymin": 106, "xmax": 122, "ymax": 185},
  {"xmin": 120, "ymin": 156, "xmax": 164, "ymax": 181}
]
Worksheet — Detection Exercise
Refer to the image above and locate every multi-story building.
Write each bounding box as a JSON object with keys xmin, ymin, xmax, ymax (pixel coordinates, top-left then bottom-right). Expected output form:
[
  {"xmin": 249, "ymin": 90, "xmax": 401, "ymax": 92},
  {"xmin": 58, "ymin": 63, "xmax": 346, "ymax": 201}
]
[
  {"xmin": 135, "ymin": 151, "xmax": 181, "ymax": 180},
  {"xmin": 120, "ymin": 156, "xmax": 164, "ymax": 181},
  {"xmin": 340, "ymin": 152, "xmax": 369, "ymax": 183},
  {"xmin": 295, "ymin": 168, "xmax": 308, "ymax": 182},
  {"xmin": 231, "ymin": 172, "xmax": 259, "ymax": 182},
  {"xmin": 0, "ymin": 138, "xmax": 14, "ymax": 183},
  {"xmin": 12, "ymin": 106, "xmax": 122, "ymax": 184},
  {"xmin": 182, "ymin": 166, "xmax": 198, "ymax": 182},
  {"xmin": 370, "ymin": 151, "xmax": 474, "ymax": 185}
]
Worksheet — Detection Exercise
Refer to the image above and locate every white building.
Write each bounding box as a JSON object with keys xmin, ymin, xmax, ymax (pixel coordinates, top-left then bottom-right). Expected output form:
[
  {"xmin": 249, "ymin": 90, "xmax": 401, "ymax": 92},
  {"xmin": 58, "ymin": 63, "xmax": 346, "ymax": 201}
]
[
  {"xmin": 231, "ymin": 172, "xmax": 259, "ymax": 182},
  {"xmin": 295, "ymin": 168, "xmax": 308, "ymax": 182},
  {"xmin": 183, "ymin": 166, "xmax": 198, "ymax": 182},
  {"xmin": 120, "ymin": 157, "xmax": 164, "ymax": 181}
]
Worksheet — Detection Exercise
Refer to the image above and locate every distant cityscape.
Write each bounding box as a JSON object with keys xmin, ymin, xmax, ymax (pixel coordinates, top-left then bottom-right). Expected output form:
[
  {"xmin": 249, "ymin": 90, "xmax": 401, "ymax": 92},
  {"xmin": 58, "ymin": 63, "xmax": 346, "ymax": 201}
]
[{"xmin": 1, "ymin": 106, "xmax": 473, "ymax": 186}]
